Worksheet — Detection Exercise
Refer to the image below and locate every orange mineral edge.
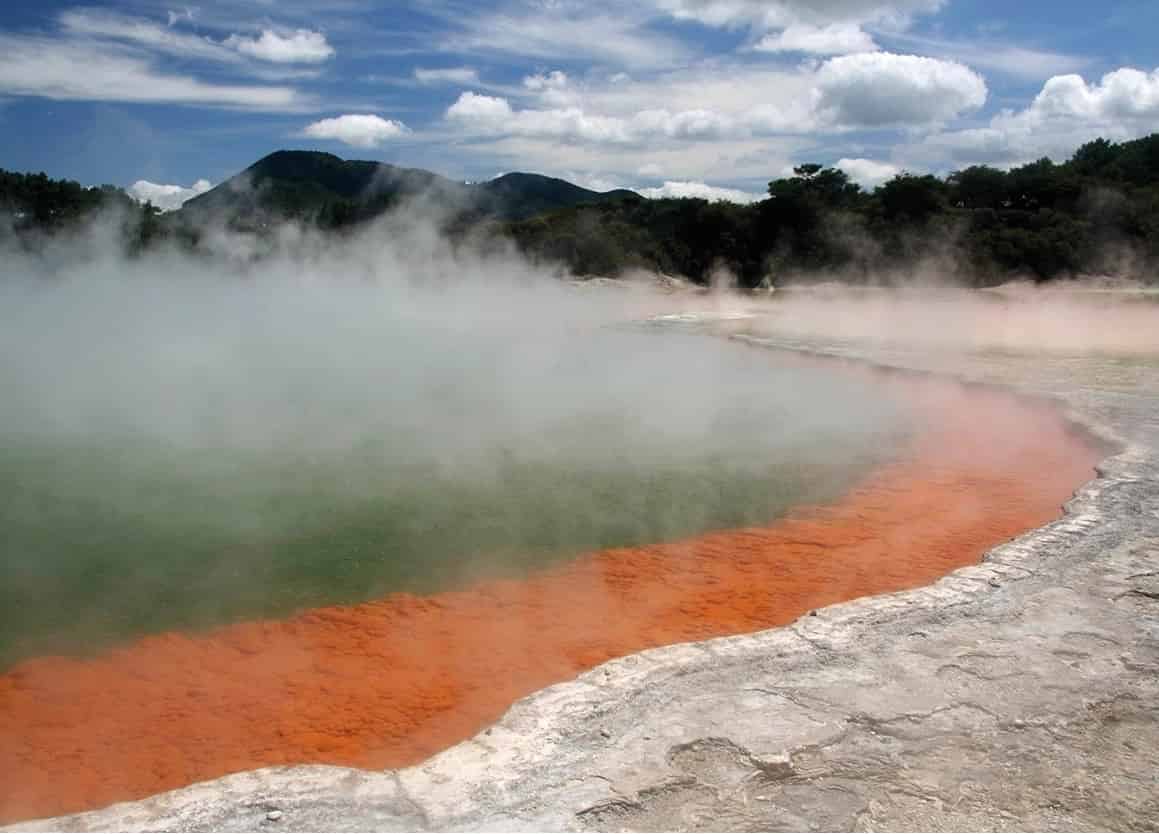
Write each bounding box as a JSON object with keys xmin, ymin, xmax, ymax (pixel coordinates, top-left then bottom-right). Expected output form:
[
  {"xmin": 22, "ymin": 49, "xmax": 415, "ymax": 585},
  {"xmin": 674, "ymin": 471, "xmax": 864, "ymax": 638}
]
[{"xmin": 0, "ymin": 369, "xmax": 1103, "ymax": 824}]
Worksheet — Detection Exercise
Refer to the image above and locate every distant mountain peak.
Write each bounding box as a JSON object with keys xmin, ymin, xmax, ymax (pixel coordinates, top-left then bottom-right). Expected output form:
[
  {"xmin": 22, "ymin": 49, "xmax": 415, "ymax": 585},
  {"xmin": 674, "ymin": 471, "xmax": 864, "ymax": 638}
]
[{"xmin": 181, "ymin": 150, "xmax": 637, "ymax": 223}]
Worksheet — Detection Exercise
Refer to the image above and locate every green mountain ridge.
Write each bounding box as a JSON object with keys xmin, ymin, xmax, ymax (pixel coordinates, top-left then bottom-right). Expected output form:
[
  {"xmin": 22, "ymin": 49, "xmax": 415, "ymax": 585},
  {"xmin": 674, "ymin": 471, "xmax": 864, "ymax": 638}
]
[{"xmin": 180, "ymin": 150, "xmax": 640, "ymax": 224}]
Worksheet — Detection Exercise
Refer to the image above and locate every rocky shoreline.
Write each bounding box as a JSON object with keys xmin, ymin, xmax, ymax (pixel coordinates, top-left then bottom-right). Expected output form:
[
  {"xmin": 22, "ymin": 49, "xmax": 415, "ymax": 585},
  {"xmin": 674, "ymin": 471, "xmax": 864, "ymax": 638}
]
[{"xmin": 9, "ymin": 336, "xmax": 1159, "ymax": 833}]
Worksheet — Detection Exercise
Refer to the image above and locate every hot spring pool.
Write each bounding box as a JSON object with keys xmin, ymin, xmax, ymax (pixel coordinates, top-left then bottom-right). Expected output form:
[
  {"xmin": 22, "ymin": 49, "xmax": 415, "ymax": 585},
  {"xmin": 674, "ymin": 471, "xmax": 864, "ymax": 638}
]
[
  {"xmin": 0, "ymin": 285, "xmax": 1103, "ymax": 824},
  {"xmin": 1, "ymin": 323, "xmax": 908, "ymax": 667},
  {"xmin": 0, "ymin": 246, "xmax": 1111, "ymax": 826},
  {"xmin": 0, "ymin": 342, "xmax": 904, "ymax": 667}
]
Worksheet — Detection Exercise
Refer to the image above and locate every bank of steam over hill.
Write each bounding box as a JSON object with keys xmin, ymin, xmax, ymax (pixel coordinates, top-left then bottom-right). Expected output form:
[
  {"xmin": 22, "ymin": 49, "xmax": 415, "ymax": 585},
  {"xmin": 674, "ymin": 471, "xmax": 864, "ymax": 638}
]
[{"xmin": 3, "ymin": 133, "xmax": 1159, "ymax": 286}]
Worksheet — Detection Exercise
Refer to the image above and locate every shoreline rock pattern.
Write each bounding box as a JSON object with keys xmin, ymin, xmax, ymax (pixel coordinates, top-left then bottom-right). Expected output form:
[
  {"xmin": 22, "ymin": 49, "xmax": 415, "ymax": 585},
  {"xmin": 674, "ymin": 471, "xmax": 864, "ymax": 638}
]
[{"xmin": 8, "ymin": 339, "xmax": 1159, "ymax": 832}]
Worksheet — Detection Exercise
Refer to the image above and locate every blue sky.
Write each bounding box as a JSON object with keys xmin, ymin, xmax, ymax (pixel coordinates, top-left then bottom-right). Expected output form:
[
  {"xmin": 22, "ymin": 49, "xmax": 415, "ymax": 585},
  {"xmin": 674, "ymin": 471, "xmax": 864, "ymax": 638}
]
[{"xmin": 1, "ymin": 0, "xmax": 1157, "ymax": 208}]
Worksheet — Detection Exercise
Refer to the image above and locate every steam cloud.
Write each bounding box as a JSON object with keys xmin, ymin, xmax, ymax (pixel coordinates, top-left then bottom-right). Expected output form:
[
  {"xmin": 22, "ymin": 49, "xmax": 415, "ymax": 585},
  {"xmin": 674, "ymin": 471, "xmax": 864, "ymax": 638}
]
[{"xmin": 0, "ymin": 204, "xmax": 905, "ymax": 661}]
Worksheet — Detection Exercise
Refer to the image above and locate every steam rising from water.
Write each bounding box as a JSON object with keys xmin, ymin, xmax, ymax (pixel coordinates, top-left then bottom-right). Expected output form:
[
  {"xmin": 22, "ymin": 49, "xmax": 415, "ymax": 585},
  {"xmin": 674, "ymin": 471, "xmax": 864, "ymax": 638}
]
[
  {"xmin": 742, "ymin": 285, "xmax": 1159, "ymax": 356},
  {"xmin": 0, "ymin": 215, "xmax": 906, "ymax": 664}
]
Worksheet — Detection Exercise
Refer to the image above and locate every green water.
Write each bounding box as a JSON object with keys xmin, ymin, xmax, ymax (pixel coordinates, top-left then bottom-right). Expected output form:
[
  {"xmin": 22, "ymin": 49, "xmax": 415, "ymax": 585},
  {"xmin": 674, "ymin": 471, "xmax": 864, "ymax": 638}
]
[
  {"xmin": 2, "ymin": 438, "xmax": 889, "ymax": 666},
  {"xmin": 0, "ymin": 312, "xmax": 910, "ymax": 668}
]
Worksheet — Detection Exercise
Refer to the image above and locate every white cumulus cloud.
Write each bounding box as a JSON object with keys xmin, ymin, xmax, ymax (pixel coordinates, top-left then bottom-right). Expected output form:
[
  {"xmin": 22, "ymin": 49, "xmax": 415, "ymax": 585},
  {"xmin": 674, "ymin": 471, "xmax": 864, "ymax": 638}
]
[
  {"xmin": 633, "ymin": 108, "xmax": 735, "ymax": 139},
  {"xmin": 921, "ymin": 66, "xmax": 1159, "ymax": 166},
  {"xmin": 447, "ymin": 92, "xmax": 633, "ymax": 143},
  {"xmin": 302, "ymin": 114, "xmax": 410, "ymax": 147},
  {"xmin": 814, "ymin": 52, "xmax": 987, "ymax": 127},
  {"xmin": 1027, "ymin": 67, "xmax": 1159, "ymax": 123},
  {"xmin": 225, "ymin": 29, "xmax": 334, "ymax": 64},
  {"xmin": 447, "ymin": 91, "xmax": 514, "ymax": 122},
  {"xmin": 638, "ymin": 180, "xmax": 764, "ymax": 203},
  {"xmin": 447, "ymin": 90, "xmax": 743, "ymax": 145},
  {"xmin": 446, "ymin": 54, "xmax": 986, "ymax": 150},
  {"xmin": 754, "ymin": 23, "xmax": 877, "ymax": 55},
  {"xmin": 836, "ymin": 157, "xmax": 901, "ymax": 188},
  {"xmin": 128, "ymin": 178, "xmax": 212, "ymax": 211}
]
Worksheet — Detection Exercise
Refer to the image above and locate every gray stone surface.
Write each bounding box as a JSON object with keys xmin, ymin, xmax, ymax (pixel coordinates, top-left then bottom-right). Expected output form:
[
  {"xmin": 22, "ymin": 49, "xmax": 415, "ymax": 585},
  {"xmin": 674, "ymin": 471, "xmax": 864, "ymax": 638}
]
[{"xmin": 10, "ymin": 337, "xmax": 1159, "ymax": 832}]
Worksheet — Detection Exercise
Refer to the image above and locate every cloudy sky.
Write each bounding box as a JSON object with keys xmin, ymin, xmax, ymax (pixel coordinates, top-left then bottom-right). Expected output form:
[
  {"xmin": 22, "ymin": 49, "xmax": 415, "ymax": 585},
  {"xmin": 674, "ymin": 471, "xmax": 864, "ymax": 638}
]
[{"xmin": 1, "ymin": 0, "xmax": 1157, "ymax": 208}]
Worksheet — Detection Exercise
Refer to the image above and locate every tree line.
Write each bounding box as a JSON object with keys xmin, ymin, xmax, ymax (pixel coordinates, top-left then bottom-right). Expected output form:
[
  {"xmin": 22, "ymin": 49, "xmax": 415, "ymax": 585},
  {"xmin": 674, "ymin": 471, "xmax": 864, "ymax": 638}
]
[
  {"xmin": 4, "ymin": 133, "xmax": 1159, "ymax": 286},
  {"xmin": 505, "ymin": 134, "xmax": 1159, "ymax": 286},
  {"xmin": 0, "ymin": 170, "xmax": 167, "ymax": 253}
]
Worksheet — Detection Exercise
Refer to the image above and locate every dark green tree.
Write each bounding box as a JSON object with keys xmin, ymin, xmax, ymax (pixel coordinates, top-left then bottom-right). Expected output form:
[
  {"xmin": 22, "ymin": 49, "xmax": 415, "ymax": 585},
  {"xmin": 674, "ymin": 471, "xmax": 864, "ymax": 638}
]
[
  {"xmin": 947, "ymin": 165, "xmax": 1008, "ymax": 209},
  {"xmin": 878, "ymin": 173, "xmax": 946, "ymax": 221}
]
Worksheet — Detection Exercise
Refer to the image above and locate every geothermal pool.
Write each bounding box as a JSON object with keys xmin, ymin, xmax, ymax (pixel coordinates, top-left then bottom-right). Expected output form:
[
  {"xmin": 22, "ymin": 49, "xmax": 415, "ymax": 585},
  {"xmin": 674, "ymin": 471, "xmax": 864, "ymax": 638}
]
[
  {"xmin": 0, "ymin": 328, "xmax": 905, "ymax": 668},
  {"xmin": 0, "ymin": 297, "xmax": 1101, "ymax": 824}
]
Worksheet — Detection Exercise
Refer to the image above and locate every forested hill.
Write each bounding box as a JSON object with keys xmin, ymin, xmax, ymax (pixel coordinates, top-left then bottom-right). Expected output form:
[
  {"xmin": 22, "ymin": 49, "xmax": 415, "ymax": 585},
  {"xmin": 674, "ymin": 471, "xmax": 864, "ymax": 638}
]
[
  {"xmin": 475, "ymin": 172, "xmax": 638, "ymax": 221},
  {"xmin": 180, "ymin": 151, "xmax": 452, "ymax": 223},
  {"xmin": 3, "ymin": 134, "xmax": 1159, "ymax": 285},
  {"xmin": 179, "ymin": 150, "xmax": 637, "ymax": 225}
]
